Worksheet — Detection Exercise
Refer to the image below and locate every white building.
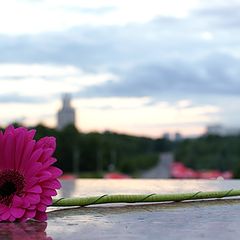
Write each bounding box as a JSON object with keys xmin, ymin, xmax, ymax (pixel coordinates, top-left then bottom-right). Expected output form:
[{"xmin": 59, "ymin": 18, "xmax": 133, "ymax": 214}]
[{"xmin": 57, "ymin": 94, "xmax": 76, "ymax": 130}]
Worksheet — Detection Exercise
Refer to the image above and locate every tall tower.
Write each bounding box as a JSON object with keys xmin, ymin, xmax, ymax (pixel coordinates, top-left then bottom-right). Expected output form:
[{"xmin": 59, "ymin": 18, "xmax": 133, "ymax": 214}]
[{"xmin": 57, "ymin": 94, "xmax": 76, "ymax": 130}]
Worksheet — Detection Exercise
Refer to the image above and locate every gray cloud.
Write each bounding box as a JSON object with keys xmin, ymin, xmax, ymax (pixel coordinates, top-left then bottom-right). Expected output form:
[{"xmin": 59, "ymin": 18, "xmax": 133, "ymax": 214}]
[
  {"xmin": 0, "ymin": 18, "xmax": 233, "ymax": 65},
  {"xmin": 195, "ymin": 3, "xmax": 240, "ymax": 29},
  {"xmin": 77, "ymin": 53, "xmax": 240, "ymax": 102},
  {"xmin": 0, "ymin": 7, "xmax": 237, "ymax": 70},
  {"xmin": 0, "ymin": 94, "xmax": 47, "ymax": 103},
  {"xmin": 0, "ymin": 1, "xmax": 240, "ymax": 106}
]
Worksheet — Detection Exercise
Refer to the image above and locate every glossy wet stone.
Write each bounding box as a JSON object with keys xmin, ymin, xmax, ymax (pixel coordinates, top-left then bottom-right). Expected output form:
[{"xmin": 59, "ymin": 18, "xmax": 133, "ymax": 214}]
[
  {"xmin": 2, "ymin": 180, "xmax": 240, "ymax": 239},
  {"xmin": 48, "ymin": 199, "xmax": 240, "ymax": 240}
]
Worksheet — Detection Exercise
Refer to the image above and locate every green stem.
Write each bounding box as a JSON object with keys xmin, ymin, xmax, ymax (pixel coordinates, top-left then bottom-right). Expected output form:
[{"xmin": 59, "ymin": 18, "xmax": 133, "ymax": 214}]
[{"xmin": 52, "ymin": 189, "xmax": 240, "ymax": 207}]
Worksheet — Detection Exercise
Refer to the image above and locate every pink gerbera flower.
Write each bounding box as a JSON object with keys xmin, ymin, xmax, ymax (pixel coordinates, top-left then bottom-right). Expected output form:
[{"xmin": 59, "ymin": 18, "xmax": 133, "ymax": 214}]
[{"xmin": 0, "ymin": 125, "xmax": 62, "ymax": 222}]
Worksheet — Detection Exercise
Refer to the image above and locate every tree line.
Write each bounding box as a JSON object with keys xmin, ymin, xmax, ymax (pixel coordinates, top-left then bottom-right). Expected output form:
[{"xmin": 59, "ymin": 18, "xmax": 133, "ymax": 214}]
[
  {"xmin": 3, "ymin": 124, "xmax": 240, "ymax": 178},
  {"xmin": 175, "ymin": 134, "xmax": 240, "ymax": 178},
  {"xmin": 33, "ymin": 124, "xmax": 172, "ymax": 176}
]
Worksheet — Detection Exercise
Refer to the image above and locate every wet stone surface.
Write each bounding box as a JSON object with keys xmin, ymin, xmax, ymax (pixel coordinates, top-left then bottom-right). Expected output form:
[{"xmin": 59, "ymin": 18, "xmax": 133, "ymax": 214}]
[
  {"xmin": 2, "ymin": 179, "xmax": 240, "ymax": 239},
  {"xmin": 48, "ymin": 200, "xmax": 240, "ymax": 240}
]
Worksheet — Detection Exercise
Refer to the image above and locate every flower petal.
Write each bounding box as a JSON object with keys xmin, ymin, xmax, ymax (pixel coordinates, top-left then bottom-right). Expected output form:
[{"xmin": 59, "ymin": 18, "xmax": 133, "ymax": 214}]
[
  {"xmin": 34, "ymin": 211, "xmax": 48, "ymax": 221},
  {"xmin": 2, "ymin": 210, "xmax": 11, "ymax": 221},
  {"xmin": 10, "ymin": 208, "xmax": 25, "ymax": 218},
  {"xmin": 28, "ymin": 185, "xmax": 42, "ymax": 194},
  {"xmin": 37, "ymin": 204, "xmax": 47, "ymax": 212},
  {"xmin": 25, "ymin": 193, "xmax": 41, "ymax": 205},
  {"xmin": 42, "ymin": 179, "xmax": 61, "ymax": 189},
  {"xmin": 0, "ymin": 126, "xmax": 62, "ymax": 222},
  {"xmin": 24, "ymin": 210, "xmax": 36, "ymax": 219},
  {"xmin": 49, "ymin": 167, "xmax": 63, "ymax": 178}
]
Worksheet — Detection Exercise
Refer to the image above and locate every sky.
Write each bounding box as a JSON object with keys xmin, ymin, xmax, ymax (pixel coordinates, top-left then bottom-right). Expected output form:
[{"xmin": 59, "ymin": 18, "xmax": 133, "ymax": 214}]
[{"xmin": 0, "ymin": 0, "xmax": 240, "ymax": 138}]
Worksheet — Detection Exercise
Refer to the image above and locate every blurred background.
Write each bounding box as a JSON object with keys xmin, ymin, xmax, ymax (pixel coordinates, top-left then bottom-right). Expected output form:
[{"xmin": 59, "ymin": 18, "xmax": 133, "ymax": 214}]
[{"xmin": 1, "ymin": 0, "xmax": 240, "ymax": 179}]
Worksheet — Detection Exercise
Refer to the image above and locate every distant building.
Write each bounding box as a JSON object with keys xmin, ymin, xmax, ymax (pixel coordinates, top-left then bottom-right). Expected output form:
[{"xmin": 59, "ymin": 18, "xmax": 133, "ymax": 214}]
[
  {"xmin": 162, "ymin": 133, "xmax": 170, "ymax": 140},
  {"xmin": 206, "ymin": 124, "xmax": 223, "ymax": 135},
  {"xmin": 57, "ymin": 94, "xmax": 76, "ymax": 130},
  {"xmin": 206, "ymin": 124, "xmax": 240, "ymax": 136},
  {"xmin": 175, "ymin": 132, "xmax": 182, "ymax": 141}
]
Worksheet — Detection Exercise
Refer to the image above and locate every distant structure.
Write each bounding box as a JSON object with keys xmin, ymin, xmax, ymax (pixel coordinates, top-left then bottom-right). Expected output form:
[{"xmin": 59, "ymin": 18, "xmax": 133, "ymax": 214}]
[
  {"xmin": 57, "ymin": 94, "xmax": 76, "ymax": 130},
  {"xmin": 162, "ymin": 132, "xmax": 183, "ymax": 141},
  {"xmin": 162, "ymin": 133, "xmax": 170, "ymax": 140},
  {"xmin": 175, "ymin": 132, "xmax": 182, "ymax": 141},
  {"xmin": 206, "ymin": 124, "xmax": 223, "ymax": 135},
  {"xmin": 206, "ymin": 124, "xmax": 240, "ymax": 136}
]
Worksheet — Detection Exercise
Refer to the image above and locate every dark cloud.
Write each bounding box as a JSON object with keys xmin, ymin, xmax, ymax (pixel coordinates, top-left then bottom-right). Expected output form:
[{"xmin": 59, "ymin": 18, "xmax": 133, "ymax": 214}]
[{"xmin": 77, "ymin": 53, "xmax": 240, "ymax": 102}]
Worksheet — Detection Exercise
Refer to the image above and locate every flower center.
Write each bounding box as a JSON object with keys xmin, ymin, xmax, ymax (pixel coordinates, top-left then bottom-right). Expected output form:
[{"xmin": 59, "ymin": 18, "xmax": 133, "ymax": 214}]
[
  {"xmin": 0, "ymin": 181, "xmax": 16, "ymax": 196},
  {"xmin": 0, "ymin": 170, "xmax": 25, "ymax": 206}
]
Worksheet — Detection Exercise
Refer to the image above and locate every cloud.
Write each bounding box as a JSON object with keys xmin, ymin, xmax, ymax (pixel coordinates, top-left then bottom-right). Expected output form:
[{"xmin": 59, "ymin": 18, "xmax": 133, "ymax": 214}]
[
  {"xmin": 0, "ymin": 63, "xmax": 117, "ymax": 103},
  {"xmin": 0, "ymin": 0, "xmax": 198, "ymax": 35},
  {"xmin": 1, "ymin": 1, "xmax": 240, "ymax": 71},
  {"xmin": 0, "ymin": 63, "xmax": 79, "ymax": 78},
  {"xmin": 74, "ymin": 97, "xmax": 151, "ymax": 110},
  {"xmin": 77, "ymin": 53, "xmax": 240, "ymax": 101},
  {"xmin": 1, "ymin": 10, "xmax": 240, "ymax": 105},
  {"xmin": 195, "ymin": 2, "xmax": 240, "ymax": 30},
  {"xmin": 0, "ymin": 93, "xmax": 43, "ymax": 103},
  {"xmin": 0, "ymin": 0, "xmax": 240, "ymax": 132}
]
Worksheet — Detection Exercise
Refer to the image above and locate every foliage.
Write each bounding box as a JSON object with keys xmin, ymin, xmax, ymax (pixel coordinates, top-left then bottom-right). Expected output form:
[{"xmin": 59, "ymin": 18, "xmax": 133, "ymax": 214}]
[
  {"xmin": 3, "ymin": 124, "xmax": 240, "ymax": 177},
  {"xmin": 31, "ymin": 124, "xmax": 171, "ymax": 175},
  {"xmin": 175, "ymin": 134, "xmax": 240, "ymax": 177}
]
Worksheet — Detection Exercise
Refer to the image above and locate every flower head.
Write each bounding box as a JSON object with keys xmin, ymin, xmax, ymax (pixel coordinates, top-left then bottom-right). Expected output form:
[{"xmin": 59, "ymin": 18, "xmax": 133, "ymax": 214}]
[{"xmin": 0, "ymin": 125, "xmax": 62, "ymax": 222}]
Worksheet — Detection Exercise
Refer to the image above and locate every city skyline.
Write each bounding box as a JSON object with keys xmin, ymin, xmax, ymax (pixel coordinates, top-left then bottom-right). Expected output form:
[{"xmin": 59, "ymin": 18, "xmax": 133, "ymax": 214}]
[{"xmin": 0, "ymin": 0, "xmax": 240, "ymax": 137}]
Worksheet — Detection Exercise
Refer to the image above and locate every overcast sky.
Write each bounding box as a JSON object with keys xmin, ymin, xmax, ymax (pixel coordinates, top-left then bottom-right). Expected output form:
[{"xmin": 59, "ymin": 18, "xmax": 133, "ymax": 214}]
[{"xmin": 0, "ymin": 0, "xmax": 240, "ymax": 137}]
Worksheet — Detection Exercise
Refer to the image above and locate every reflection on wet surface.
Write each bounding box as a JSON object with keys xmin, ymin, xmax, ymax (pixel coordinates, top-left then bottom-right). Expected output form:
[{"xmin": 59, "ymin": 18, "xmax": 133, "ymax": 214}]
[
  {"xmin": 0, "ymin": 221, "xmax": 51, "ymax": 240},
  {"xmin": 57, "ymin": 179, "xmax": 240, "ymax": 198},
  {"xmin": 48, "ymin": 180, "xmax": 240, "ymax": 240},
  {"xmin": 1, "ymin": 180, "xmax": 240, "ymax": 240}
]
